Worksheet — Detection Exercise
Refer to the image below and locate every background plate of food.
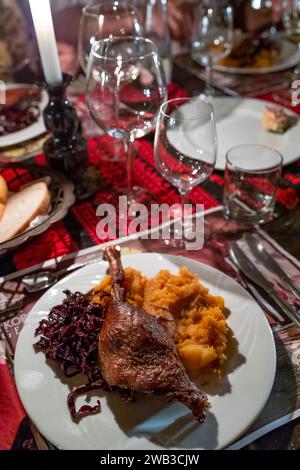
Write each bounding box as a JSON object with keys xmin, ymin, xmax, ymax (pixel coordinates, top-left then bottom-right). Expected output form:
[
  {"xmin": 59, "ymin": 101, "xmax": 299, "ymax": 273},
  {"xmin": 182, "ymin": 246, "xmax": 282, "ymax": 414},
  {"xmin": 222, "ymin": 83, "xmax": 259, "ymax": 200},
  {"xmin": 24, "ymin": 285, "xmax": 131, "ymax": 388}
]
[
  {"xmin": 0, "ymin": 84, "xmax": 47, "ymax": 148},
  {"xmin": 0, "ymin": 134, "xmax": 48, "ymax": 163},
  {"xmin": 213, "ymin": 36, "xmax": 300, "ymax": 75},
  {"xmin": 14, "ymin": 251, "xmax": 276, "ymax": 450},
  {"xmin": 214, "ymin": 97, "xmax": 300, "ymax": 169},
  {"xmin": 169, "ymin": 97, "xmax": 300, "ymax": 170}
]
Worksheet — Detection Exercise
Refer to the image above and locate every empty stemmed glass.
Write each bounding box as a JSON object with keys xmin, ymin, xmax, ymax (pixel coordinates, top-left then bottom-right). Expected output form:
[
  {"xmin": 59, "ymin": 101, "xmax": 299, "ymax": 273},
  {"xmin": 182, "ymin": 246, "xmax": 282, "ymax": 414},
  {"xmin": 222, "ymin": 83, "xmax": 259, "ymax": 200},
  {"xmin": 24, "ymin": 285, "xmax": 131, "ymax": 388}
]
[
  {"xmin": 154, "ymin": 98, "xmax": 217, "ymax": 248},
  {"xmin": 192, "ymin": 1, "xmax": 234, "ymax": 98},
  {"xmin": 250, "ymin": 0, "xmax": 280, "ymax": 36},
  {"xmin": 283, "ymin": 0, "xmax": 300, "ymax": 38},
  {"xmin": 86, "ymin": 36, "xmax": 167, "ymax": 204},
  {"xmin": 79, "ymin": 2, "xmax": 144, "ymax": 162},
  {"xmin": 135, "ymin": 0, "xmax": 172, "ymax": 82},
  {"xmin": 78, "ymin": 1, "xmax": 143, "ymax": 73}
]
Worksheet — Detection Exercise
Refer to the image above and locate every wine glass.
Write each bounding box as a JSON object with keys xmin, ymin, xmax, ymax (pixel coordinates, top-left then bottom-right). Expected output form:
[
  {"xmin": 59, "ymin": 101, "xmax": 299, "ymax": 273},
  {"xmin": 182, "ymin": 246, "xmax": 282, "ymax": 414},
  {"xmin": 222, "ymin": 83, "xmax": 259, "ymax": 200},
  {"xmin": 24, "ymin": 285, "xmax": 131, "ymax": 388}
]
[
  {"xmin": 134, "ymin": 0, "xmax": 172, "ymax": 83},
  {"xmin": 79, "ymin": 2, "xmax": 143, "ymax": 163},
  {"xmin": 78, "ymin": 1, "xmax": 143, "ymax": 73},
  {"xmin": 251, "ymin": 0, "xmax": 281, "ymax": 36},
  {"xmin": 192, "ymin": 2, "xmax": 234, "ymax": 98},
  {"xmin": 154, "ymin": 97, "xmax": 217, "ymax": 248},
  {"xmin": 86, "ymin": 36, "xmax": 167, "ymax": 204},
  {"xmin": 274, "ymin": 1, "xmax": 300, "ymax": 104}
]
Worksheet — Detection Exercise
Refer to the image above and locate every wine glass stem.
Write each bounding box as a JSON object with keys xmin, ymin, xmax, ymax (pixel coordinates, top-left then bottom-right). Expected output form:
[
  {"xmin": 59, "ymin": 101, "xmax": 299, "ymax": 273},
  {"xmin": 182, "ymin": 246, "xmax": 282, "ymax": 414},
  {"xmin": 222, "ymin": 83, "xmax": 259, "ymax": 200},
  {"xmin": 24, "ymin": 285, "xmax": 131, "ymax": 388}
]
[
  {"xmin": 205, "ymin": 56, "xmax": 214, "ymax": 96},
  {"xmin": 125, "ymin": 138, "xmax": 134, "ymax": 191},
  {"xmin": 179, "ymin": 191, "xmax": 189, "ymax": 241}
]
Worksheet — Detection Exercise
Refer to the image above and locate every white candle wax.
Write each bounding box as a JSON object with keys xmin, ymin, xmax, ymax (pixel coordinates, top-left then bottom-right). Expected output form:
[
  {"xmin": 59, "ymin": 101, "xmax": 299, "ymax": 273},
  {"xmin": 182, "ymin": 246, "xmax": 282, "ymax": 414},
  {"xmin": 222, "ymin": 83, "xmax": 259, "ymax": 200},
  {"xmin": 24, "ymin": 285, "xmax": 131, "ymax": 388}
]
[{"xmin": 29, "ymin": 0, "xmax": 62, "ymax": 86}]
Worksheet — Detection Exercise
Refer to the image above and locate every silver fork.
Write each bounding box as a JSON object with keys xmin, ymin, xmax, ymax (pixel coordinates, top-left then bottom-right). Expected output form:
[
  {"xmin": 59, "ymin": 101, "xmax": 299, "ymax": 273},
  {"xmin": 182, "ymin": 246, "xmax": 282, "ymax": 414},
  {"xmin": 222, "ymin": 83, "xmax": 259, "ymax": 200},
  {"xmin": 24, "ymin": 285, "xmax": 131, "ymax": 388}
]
[
  {"xmin": 22, "ymin": 258, "xmax": 100, "ymax": 293},
  {"xmin": 228, "ymin": 242, "xmax": 300, "ymax": 327}
]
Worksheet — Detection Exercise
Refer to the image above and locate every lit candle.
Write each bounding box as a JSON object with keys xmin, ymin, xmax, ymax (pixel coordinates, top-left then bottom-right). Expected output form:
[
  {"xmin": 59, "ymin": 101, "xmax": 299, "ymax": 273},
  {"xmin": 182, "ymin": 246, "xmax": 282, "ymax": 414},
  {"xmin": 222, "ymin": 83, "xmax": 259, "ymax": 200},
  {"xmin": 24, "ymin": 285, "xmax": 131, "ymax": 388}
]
[{"xmin": 29, "ymin": 0, "xmax": 62, "ymax": 86}]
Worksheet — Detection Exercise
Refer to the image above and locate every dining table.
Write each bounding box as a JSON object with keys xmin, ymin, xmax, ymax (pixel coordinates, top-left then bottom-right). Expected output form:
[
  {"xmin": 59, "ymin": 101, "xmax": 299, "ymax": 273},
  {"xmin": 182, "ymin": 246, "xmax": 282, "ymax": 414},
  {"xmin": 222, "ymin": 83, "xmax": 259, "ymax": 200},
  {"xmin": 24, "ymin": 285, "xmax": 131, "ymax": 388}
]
[{"xmin": 0, "ymin": 55, "xmax": 300, "ymax": 451}]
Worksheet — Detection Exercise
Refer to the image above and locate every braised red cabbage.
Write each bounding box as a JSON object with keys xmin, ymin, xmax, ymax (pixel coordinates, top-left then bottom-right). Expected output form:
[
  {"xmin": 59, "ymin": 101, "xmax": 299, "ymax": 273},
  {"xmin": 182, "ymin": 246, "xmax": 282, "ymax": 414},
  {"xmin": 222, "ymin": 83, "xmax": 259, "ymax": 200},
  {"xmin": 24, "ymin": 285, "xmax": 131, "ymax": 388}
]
[
  {"xmin": 34, "ymin": 290, "xmax": 108, "ymax": 420},
  {"xmin": 0, "ymin": 105, "xmax": 40, "ymax": 136}
]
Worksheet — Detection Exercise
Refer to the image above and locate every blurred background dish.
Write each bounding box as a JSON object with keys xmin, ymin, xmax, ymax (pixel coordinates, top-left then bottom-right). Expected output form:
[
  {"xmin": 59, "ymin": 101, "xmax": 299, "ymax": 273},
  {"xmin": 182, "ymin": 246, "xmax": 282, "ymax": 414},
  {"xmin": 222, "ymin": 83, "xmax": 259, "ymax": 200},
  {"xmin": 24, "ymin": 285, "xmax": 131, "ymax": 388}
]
[
  {"xmin": 0, "ymin": 134, "xmax": 48, "ymax": 163},
  {"xmin": 0, "ymin": 84, "xmax": 47, "ymax": 148},
  {"xmin": 176, "ymin": 97, "xmax": 300, "ymax": 170},
  {"xmin": 213, "ymin": 35, "xmax": 300, "ymax": 74},
  {"xmin": 213, "ymin": 97, "xmax": 300, "ymax": 168}
]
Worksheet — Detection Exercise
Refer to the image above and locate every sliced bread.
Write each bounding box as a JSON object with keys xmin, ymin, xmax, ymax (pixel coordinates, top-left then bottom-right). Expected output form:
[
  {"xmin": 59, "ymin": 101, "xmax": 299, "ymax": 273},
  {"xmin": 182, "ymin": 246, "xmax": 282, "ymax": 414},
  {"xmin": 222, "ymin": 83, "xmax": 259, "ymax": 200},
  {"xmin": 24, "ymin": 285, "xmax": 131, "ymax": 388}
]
[{"xmin": 0, "ymin": 182, "xmax": 50, "ymax": 244}]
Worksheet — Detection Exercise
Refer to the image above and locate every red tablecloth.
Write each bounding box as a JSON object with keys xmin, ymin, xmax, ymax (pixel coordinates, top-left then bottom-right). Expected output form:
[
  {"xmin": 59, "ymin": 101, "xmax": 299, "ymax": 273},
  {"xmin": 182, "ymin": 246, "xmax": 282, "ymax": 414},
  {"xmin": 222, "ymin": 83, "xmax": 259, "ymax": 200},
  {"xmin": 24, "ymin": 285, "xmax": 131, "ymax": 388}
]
[{"xmin": 1, "ymin": 83, "xmax": 300, "ymax": 450}]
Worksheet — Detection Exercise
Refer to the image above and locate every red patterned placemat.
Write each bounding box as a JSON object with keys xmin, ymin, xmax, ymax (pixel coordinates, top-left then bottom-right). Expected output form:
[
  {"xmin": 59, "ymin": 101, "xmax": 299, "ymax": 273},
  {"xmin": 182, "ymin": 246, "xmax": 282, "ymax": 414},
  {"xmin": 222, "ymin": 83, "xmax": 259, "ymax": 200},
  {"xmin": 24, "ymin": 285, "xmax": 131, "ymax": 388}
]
[{"xmin": 1, "ymin": 85, "xmax": 300, "ymax": 276}]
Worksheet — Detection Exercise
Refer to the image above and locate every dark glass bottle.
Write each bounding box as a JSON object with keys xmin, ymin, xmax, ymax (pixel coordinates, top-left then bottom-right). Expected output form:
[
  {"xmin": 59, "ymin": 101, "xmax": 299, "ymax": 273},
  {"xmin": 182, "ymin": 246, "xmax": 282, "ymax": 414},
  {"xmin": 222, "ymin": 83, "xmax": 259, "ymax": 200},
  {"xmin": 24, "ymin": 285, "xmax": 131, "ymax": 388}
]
[{"xmin": 43, "ymin": 74, "xmax": 88, "ymax": 180}]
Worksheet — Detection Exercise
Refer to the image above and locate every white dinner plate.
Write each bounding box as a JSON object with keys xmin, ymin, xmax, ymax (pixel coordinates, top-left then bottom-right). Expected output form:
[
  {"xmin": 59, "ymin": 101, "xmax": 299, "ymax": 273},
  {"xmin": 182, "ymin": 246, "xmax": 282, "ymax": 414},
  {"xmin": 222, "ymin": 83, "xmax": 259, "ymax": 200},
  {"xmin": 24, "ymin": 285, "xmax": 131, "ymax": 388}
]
[
  {"xmin": 213, "ymin": 38, "xmax": 300, "ymax": 75},
  {"xmin": 14, "ymin": 253, "xmax": 276, "ymax": 450},
  {"xmin": 169, "ymin": 97, "xmax": 300, "ymax": 171},
  {"xmin": 0, "ymin": 84, "xmax": 47, "ymax": 148},
  {"xmin": 213, "ymin": 97, "xmax": 300, "ymax": 169}
]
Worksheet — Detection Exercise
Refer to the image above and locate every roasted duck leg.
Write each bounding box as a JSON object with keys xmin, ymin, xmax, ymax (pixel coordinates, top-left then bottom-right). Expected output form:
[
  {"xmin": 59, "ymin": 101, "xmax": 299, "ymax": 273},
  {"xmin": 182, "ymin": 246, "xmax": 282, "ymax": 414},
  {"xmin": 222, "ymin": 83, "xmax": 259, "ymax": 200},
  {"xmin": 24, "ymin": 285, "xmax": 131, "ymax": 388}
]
[{"xmin": 99, "ymin": 247, "xmax": 209, "ymax": 422}]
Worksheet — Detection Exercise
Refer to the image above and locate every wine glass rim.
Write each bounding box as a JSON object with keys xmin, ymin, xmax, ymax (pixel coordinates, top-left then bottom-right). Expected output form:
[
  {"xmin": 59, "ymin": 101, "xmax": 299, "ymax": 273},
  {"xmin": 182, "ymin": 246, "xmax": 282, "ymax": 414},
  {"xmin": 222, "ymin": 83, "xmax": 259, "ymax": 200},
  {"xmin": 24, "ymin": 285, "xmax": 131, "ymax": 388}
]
[
  {"xmin": 91, "ymin": 36, "xmax": 158, "ymax": 61},
  {"xmin": 226, "ymin": 144, "xmax": 283, "ymax": 173},
  {"xmin": 82, "ymin": 1, "xmax": 138, "ymax": 18},
  {"xmin": 159, "ymin": 98, "xmax": 214, "ymax": 120}
]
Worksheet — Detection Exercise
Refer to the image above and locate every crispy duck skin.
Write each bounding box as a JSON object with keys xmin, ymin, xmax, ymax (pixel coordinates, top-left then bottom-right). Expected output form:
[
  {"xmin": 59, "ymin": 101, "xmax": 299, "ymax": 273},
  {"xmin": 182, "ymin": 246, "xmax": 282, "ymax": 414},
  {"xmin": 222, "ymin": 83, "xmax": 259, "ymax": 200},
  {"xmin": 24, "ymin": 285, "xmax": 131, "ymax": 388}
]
[{"xmin": 98, "ymin": 247, "xmax": 209, "ymax": 422}]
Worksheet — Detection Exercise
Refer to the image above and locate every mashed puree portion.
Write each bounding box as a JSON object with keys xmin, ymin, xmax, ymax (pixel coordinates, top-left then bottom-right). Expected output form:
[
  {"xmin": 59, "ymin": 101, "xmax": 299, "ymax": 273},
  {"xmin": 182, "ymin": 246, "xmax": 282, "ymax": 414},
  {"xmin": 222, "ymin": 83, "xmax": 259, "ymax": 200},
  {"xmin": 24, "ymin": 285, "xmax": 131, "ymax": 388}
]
[{"xmin": 93, "ymin": 267, "xmax": 229, "ymax": 376}]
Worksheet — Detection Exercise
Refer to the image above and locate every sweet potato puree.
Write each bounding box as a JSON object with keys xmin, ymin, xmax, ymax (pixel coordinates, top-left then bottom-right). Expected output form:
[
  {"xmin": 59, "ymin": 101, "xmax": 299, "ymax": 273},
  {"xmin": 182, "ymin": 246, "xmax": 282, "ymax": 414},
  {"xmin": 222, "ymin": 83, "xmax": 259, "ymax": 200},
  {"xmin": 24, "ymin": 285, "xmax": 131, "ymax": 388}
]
[{"xmin": 93, "ymin": 267, "xmax": 229, "ymax": 376}]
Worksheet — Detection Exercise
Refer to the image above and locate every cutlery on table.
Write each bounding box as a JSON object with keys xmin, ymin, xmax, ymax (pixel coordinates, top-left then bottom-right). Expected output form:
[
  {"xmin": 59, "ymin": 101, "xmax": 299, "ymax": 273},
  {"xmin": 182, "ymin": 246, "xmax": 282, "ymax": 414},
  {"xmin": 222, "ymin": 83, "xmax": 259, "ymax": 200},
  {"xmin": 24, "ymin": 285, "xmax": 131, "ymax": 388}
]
[
  {"xmin": 227, "ymin": 252, "xmax": 285, "ymax": 324},
  {"xmin": 244, "ymin": 233, "xmax": 300, "ymax": 302},
  {"xmin": 22, "ymin": 258, "xmax": 99, "ymax": 293},
  {"xmin": 228, "ymin": 242, "xmax": 300, "ymax": 327},
  {"xmin": 242, "ymin": 278, "xmax": 285, "ymax": 324}
]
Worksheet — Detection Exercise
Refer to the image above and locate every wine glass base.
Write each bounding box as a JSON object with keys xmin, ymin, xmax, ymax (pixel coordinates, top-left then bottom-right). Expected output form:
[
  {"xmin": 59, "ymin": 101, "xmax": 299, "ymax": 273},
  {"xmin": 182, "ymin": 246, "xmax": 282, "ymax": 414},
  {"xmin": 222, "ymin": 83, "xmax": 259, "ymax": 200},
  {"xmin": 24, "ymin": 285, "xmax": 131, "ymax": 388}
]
[
  {"xmin": 101, "ymin": 145, "xmax": 125, "ymax": 163},
  {"xmin": 94, "ymin": 140, "xmax": 125, "ymax": 163},
  {"xmin": 163, "ymin": 238, "xmax": 186, "ymax": 250},
  {"xmin": 120, "ymin": 186, "xmax": 151, "ymax": 205},
  {"xmin": 162, "ymin": 219, "xmax": 194, "ymax": 251},
  {"xmin": 198, "ymin": 90, "xmax": 215, "ymax": 102},
  {"xmin": 162, "ymin": 216, "xmax": 211, "ymax": 250}
]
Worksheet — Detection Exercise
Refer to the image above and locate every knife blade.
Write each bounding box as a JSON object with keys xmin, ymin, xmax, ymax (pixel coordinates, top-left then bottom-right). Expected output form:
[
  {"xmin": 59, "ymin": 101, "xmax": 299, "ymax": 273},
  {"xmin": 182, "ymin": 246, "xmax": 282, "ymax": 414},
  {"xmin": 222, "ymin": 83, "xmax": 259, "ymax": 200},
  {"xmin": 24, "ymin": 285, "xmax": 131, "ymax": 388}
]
[
  {"xmin": 228, "ymin": 242, "xmax": 300, "ymax": 327},
  {"xmin": 244, "ymin": 233, "xmax": 300, "ymax": 302}
]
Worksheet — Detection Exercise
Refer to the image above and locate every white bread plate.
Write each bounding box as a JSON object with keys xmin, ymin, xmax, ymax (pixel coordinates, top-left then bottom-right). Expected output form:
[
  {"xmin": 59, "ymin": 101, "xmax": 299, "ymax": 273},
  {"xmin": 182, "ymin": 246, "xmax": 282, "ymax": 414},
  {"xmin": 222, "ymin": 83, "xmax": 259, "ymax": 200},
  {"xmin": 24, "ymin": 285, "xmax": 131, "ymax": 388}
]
[
  {"xmin": 0, "ymin": 181, "xmax": 51, "ymax": 244},
  {"xmin": 0, "ymin": 164, "xmax": 75, "ymax": 255}
]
